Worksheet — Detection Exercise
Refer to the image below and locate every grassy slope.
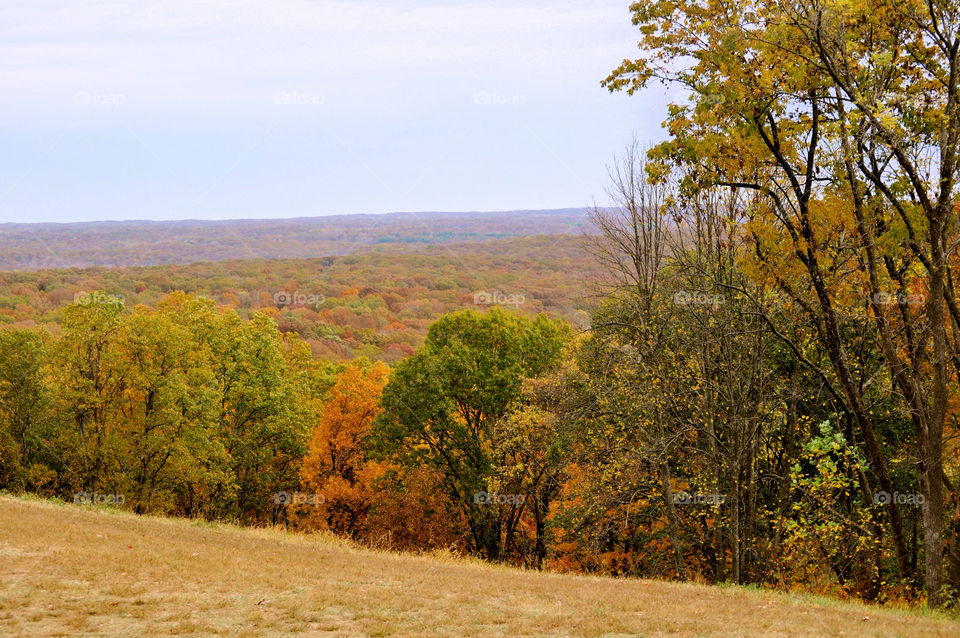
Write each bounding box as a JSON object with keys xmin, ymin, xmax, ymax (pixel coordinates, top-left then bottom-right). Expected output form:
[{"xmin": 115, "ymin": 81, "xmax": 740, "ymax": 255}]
[{"xmin": 0, "ymin": 497, "xmax": 955, "ymax": 637}]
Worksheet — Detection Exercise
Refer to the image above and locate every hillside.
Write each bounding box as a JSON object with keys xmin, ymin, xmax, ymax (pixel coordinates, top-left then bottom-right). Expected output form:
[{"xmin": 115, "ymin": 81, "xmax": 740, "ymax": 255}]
[
  {"xmin": 0, "ymin": 496, "xmax": 955, "ymax": 637},
  {"xmin": 0, "ymin": 209, "xmax": 594, "ymax": 270},
  {"xmin": 0, "ymin": 235, "xmax": 597, "ymax": 360}
]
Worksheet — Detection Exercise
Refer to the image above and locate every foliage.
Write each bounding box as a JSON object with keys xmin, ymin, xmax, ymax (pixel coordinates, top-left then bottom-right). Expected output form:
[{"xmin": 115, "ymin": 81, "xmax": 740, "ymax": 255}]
[{"xmin": 371, "ymin": 308, "xmax": 569, "ymax": 559}]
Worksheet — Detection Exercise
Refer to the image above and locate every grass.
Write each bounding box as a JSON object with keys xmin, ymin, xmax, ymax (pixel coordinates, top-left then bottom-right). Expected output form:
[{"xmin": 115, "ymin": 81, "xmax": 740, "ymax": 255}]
[{"xmin": 0, "ymin": 495, "xmax": 957, "ymax": 637}]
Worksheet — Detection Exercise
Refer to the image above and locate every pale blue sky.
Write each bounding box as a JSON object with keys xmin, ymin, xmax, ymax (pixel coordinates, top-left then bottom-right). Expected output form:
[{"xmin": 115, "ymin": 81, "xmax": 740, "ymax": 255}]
[{"xmin": 0, "ymin": 0, "xmax": 672, "ymax": 223}]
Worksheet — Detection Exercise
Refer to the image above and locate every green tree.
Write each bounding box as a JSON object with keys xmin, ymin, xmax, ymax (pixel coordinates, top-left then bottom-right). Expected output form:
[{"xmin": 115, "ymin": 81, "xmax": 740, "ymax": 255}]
[
  {"xmin": 110, "ymin": 306, "xmax": 226, "ymax": 514},
  {"xmin": 372, "ymin": 307, "xmax": 567, "ymax": 559},
  {"xmin": 48, "ymin": 295, "xmax": 126, "ymax": 495},
  {"xmin": 165, "ymin": 294, "xmax": 309, "ymax": 523},
  {"xmin": 0, "ymin": 329, "xmax": 51, "ymax": 492}
]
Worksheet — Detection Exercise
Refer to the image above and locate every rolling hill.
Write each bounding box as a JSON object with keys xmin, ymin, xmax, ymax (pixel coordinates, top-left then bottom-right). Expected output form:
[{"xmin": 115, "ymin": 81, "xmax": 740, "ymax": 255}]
[{"xmin": 0, "ymin": 209, "xmax": 595, "ymax": 270}]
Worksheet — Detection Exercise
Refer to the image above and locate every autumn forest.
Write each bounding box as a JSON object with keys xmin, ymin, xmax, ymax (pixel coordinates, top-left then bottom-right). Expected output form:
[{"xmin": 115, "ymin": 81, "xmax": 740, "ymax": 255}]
[{"xmin": 4, "ymin": 0, "xmax": 960, "ymax": 618}]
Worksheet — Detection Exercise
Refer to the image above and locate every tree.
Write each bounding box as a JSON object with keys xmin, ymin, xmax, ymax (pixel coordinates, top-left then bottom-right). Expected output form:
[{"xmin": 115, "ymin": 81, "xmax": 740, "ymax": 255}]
[
  {"xmin": 605, "ymin": 0, "xmax": 960, "ymax": 605},
  {"xmin": 188, "ymin": 302, "xmax": 306, "ymax": 523},
  {"xmin": 299, "ymin": 359, "xmax": 389, "ymax": 538},
  {"xmin": 158, "ymin": 292, "xmax": 323, "ymax": 522},
  {"xmin": 494, "ymin": 370, "xmax": 577, "ymax": 569},
  {"xmin": 371, "ymin": 307, "xmax": 568, "ymax": 560},
  {"xmin": 0, "ymin": 329, "xmax": 51, "ymax": 492},
  {"xmin": 48, "ymin": 295, "xmax": 126, "ymax": 495},
  {"xmin": 110, "ymin": 306, "xmax": 225, "ymax": 514}
]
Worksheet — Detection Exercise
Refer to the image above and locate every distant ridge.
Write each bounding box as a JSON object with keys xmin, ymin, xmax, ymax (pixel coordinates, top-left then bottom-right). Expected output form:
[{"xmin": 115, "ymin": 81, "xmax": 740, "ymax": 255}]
[
  {"xmin": 0, "ymin": 208, "xmax": 594, "ymax": 228},
  {"xmin": 0, "ymin": 208, "xmax": 596, "ymax": 270}
]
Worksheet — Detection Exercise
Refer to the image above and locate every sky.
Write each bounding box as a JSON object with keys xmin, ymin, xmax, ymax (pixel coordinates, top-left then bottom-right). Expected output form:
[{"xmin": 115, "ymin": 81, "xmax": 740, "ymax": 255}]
[{"xmin": 0, "ymin": 0, "xmax": 673, "ymax": 223}]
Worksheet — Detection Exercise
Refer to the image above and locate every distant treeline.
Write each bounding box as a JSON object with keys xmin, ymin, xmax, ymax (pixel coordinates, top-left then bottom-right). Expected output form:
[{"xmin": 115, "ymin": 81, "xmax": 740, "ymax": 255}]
[{"xmin": 0, "ymin": 209, "xmax": 594, "ymax": 270}]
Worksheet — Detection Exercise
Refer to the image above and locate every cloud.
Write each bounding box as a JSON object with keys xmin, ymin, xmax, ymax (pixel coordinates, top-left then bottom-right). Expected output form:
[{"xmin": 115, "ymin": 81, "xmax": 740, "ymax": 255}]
[{"xmin": 0, "ymin": 0, "xmax": 639, "ymax": 121}]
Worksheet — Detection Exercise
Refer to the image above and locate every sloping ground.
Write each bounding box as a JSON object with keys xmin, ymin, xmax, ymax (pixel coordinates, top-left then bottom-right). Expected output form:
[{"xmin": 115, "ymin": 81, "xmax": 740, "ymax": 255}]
[{"xmin": 0, "ymin": 497, "xmax": 954, "ymax": 637}]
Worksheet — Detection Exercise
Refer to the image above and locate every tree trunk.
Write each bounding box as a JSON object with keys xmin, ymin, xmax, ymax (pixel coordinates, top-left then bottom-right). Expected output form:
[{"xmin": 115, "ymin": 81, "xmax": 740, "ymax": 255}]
[
  {"xmin": 731, "ymin": 466, "xmax": 741, "ymax": 585},
  {"xmin": 659, "ymin": 459, "xmax": 688, "ymax": 581}
]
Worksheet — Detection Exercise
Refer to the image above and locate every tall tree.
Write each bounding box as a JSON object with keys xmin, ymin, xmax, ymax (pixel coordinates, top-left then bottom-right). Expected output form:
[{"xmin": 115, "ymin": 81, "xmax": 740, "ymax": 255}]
[
  {"xmin": 0, "ymin": 330, "xmax": 50, "ymax": 492},
  {"xmin": 605, "ymin": 0, "xmax": 960, "ymax": 604},
  {"xmin": 300, "ymin": 359, "xmax": 389, "ymax": 538},
  {"xmin": 371, "ymin": 308, "xmax": 567, "ymax": 560}
]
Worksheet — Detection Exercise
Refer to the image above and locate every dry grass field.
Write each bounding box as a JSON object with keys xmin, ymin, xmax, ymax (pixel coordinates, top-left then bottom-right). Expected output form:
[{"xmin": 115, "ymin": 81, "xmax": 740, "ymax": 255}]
[{"xmin": 0, "ymin": 495, "xmax": 957, "ymax": 637}]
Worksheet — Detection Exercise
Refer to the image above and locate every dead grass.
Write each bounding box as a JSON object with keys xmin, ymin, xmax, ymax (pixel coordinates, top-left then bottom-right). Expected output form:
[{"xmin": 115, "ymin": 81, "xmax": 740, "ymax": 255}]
[{"xmin": 0, "ymin": 495, "xmax": 956, "ymax": 637}]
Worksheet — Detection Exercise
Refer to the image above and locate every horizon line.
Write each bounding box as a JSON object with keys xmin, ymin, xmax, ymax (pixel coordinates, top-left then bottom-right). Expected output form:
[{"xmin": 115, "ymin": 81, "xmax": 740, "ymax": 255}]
[{"xmin": 0, "ymin": 206, "xmax": 602, "ymax": 228}]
